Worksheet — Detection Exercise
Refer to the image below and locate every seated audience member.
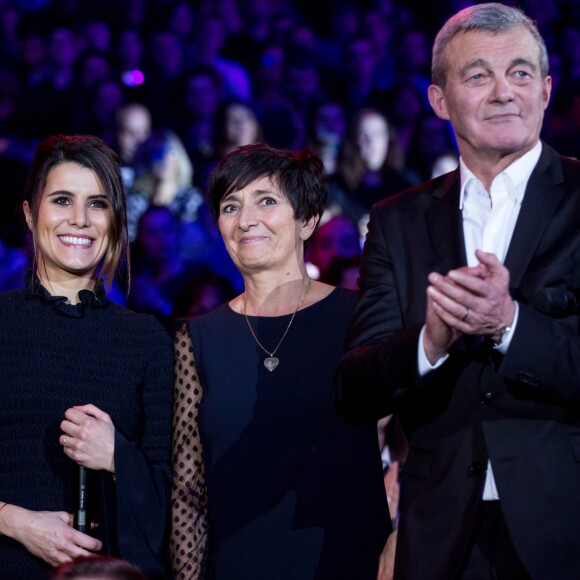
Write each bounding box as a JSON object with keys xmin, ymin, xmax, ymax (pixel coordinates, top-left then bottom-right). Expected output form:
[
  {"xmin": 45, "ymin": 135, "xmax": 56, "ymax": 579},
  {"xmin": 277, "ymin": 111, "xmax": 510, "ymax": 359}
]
[
  {"xmin": 127, "ymin": 130, "xmax": 206, "ymax": 254},
  {"xmin": 406, "ymin": 112, "xmax": 458, "ymax": 181},
  {"xmin": 176, "ymin": 65, "xmax": 224, "ymax": 187},
  {"xmin": 172, "ymin": 268, "xmax": 237, "ymax": 320},
  {"xmin": 199, "ymin": 98, "xmax": 265, "ymax": 190},
  {"xmin": 306, "ymin": 215, "xmax": 361, "ymax": 282},
  {"xmin": 306, "ymin": 99, "xmax": 347, "ymax": 178},
  {"xmin": 113, "ymin": 102, "xmax": 152, "ymax": 189},
  {"xmin": 0, "ymin": 236, "xmax": 30, "ymax": 292},
  {"xmin": 81, "ymin": 78, "xmax": 126, "ymax": 146},
  {"xmin": 332, "ymin": 107, "xmax": 420, "ymax": 210},
  {"xmin": 213, "ymin": 99, "xmax": 264, "ymax": 158},
  {"xmin": 322, "ymin": 254, "xmax": 361, "ymax": 291},
  {"xmin": 329, "ymin": 107, "xmax": 420, "ymax": 238},
  {"xmin": 188, "ymin": 13, "xmax": 253, "ymax": 101},
  {"xmin": 128, "ymin": 205, "xmax": 205, "ymax": 327}
]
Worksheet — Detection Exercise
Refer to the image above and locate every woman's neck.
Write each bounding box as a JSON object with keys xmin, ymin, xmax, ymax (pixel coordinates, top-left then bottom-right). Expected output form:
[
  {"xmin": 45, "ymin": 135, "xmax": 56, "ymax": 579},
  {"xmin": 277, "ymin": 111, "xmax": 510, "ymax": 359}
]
[
  {"xmin": 36, "ymin": 271, "xmax": 96, "ymax": 304},
  {"xmin": 238, "ymin": 270, "xmax": 311, "ymax": 317}
]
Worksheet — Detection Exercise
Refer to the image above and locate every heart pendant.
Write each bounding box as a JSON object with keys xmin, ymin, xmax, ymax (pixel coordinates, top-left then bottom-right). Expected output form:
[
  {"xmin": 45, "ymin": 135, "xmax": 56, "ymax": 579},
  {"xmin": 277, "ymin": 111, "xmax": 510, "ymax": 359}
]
[{"xmin": 264, "ymin": 357, "xmax": 279, "ymax": 371}]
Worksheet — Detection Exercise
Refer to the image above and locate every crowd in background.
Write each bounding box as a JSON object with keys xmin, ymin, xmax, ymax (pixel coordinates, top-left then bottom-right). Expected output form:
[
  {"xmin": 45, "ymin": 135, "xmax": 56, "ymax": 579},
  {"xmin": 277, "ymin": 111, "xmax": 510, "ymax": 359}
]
[{"xmin": 1, "ymin": 0, "xmax": 580, "ymax": 325}]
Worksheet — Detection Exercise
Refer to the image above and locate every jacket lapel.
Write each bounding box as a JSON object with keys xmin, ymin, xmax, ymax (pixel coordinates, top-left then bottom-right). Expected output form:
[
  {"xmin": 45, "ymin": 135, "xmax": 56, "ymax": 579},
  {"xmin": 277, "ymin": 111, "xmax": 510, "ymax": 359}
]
[
  {"xmin": 425, "ymin": 170, "xmax": 466, "ymax": 274},
  {"xmin": 504, "ymin": 144, "xmax": 566, "ymax": 289}
]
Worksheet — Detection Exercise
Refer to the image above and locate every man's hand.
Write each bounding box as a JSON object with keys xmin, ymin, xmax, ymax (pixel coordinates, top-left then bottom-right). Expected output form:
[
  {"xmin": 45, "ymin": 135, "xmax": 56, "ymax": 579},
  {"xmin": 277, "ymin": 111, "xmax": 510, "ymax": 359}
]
[
  {"xmin": 427, "ymin": 250, "xmax": 515, "ymax": 341},
  {"xmin": 423, "ymin": 283, "xmax": 462, "ymax": 364}
]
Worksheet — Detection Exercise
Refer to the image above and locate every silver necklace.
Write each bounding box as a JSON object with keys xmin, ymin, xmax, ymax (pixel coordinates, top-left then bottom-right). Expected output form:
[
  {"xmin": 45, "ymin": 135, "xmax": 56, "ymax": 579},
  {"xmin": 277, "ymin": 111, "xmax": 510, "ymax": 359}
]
[{"xmin": 243, "ymin": 277, "xmax": 312, "ymax": 372}]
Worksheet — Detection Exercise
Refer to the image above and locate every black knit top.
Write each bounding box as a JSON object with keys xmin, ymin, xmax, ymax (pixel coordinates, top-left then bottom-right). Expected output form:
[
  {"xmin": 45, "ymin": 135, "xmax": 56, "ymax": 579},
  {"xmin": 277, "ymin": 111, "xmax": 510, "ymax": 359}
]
[{"xmin": 0, "ymin": 276, "xmax": 173, "ymax": 579}]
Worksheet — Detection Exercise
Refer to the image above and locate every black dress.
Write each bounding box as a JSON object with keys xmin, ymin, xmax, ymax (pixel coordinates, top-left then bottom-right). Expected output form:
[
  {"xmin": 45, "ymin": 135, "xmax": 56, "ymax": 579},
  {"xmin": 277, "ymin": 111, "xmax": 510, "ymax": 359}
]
[
  {"xmin": 172, "ymin": 287, "xmax": 390, "ymax": 579},
  {"xmin": 0, "ymin": 276, "xmax": 173, "ymax": 579}
]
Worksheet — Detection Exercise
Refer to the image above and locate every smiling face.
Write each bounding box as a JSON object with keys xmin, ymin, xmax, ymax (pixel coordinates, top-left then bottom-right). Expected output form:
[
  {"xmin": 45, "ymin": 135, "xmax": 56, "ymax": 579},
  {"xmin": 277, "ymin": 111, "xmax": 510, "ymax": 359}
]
[
  {"xmin": 428, "ymin": 26, "xmax": 551, "ymax": 169},
  {"xmin": 217, "ymin": 176, "xmax": 316, "ymax": 276},
  {"xmin": 24, "ymin": 162, "xmax": 112, "ymax": 286}
]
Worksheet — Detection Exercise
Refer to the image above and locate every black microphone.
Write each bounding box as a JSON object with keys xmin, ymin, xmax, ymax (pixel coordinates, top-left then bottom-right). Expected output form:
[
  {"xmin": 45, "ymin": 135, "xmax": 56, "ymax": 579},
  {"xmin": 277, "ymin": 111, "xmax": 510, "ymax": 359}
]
[
  {"xmin": 531, "ymin": 287, "xmax": 580, "ymax": 316},
  {"xmin": 73, "ymin": 465, "xmax": 88, "ymax": 533}
]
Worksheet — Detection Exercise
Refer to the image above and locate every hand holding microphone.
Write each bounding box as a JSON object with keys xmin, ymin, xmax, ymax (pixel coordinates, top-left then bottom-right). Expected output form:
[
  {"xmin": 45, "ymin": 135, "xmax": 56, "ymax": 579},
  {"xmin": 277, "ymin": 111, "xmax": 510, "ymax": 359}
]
[
  {"xmin": 60, "ymin": 404, "xmax": 116, "ymax": 534},
  {"xmin": 60, "ymin": 404, "xmax": 116, "ymax": 473}
]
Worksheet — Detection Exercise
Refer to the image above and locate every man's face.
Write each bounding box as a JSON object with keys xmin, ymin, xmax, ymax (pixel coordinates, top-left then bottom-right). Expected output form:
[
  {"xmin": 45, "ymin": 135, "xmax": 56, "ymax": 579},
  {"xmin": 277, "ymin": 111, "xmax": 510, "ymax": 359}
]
[{"xmin": 428, "ymin": 27, "xmax": 551, "ymax": 166}]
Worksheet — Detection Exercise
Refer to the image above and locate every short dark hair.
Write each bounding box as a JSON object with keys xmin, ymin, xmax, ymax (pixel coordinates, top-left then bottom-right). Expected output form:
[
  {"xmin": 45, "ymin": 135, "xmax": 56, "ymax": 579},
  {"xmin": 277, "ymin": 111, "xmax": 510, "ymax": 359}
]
[
  {"xmin": 207, "ymin": 142, "xmax": 328, "ymax": 223},
  {"xmin": 24, "ymin": 134, "xmax": 129, "ymax": 291}
]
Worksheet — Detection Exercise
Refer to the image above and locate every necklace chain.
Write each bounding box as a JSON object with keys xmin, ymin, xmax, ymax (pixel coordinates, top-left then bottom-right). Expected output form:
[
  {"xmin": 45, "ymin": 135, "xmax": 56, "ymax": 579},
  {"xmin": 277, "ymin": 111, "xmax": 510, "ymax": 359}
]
[{"xmin": 243, "ymin": 277, "xmax": 312, "ymax": 360}]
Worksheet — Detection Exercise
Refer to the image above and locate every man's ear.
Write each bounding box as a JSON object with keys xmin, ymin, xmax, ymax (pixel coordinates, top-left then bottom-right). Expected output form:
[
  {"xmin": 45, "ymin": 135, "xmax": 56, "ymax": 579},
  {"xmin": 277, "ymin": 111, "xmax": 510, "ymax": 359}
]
[
  {"xmin": 23, "ymin": 201, "xmax": 33, "ymax": 232},
  {"xmin": 428, "ymin": 84, "xmax": 450, "ymax": 121},
  {"xmin": 300, "ymin": 214, "xmax": 319, "ymax": 242}
]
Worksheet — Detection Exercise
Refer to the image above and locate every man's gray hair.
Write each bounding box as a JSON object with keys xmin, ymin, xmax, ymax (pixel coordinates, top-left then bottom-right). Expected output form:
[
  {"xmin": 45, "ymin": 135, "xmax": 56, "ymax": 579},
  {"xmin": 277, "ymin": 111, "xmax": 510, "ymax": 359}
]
[{"xmin": 431, "ymin": 2, "xmax": 549, "ymax": 87}]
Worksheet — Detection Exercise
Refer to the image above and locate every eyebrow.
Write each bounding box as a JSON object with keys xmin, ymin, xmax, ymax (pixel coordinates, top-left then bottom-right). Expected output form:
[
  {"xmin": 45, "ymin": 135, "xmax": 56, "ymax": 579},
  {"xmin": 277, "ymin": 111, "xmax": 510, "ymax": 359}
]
[
  {"xmin": 45, "ymin": 190, "xmax": 109, "ymax": 200},
  {"xmin": 460, "ymin": 56, "xmax": 538, "ymax": 77},
  {"xmin": 220, "ymin": 188, "xmax": 280, "ymax": 203},
  {"xmin": 509, "ymin": 57, "xmax": 538, "ymax": 71}
]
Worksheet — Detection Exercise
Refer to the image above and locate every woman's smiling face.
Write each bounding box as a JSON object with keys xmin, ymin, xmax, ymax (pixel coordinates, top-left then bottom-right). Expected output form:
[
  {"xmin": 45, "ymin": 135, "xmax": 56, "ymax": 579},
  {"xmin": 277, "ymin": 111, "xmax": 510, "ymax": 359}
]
[
  {"xmin": 24, "ymin": 162, "xmax": 112, "ymax": 283},
  {"xmin": 217, "ymin": 176, "xmax": 314, "ymax": 276}
]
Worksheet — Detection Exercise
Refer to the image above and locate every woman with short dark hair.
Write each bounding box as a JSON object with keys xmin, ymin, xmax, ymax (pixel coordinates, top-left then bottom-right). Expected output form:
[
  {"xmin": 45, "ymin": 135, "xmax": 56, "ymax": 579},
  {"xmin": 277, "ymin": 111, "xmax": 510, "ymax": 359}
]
[{"xmin": 171, "ymin": 143, "xmax": 390, "ymax": 579}]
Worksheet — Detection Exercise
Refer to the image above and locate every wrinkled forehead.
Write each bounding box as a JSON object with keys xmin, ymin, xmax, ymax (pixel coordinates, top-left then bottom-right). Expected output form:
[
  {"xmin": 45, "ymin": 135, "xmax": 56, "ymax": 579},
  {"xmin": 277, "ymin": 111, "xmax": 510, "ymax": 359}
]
[{"xmin": 445, "ymin": 26, "xmax": 542, "ymax": 69}]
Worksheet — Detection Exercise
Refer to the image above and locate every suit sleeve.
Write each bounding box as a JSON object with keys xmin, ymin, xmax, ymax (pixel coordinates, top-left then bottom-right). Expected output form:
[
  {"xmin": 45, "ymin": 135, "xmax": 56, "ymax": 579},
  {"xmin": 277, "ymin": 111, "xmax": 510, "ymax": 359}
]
[{"xmin": 499, "ymin": 302, "xmax": 580, "ymax": 404}]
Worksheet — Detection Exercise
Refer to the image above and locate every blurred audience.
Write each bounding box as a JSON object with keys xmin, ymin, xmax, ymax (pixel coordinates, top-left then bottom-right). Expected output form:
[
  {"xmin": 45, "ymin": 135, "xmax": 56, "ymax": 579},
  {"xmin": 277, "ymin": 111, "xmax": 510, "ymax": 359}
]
[
  {"xmin": 0, "ymin": 0, "xmax": 579, "ymax": 327},
  {"xmin": 113, "ymin": 102, "xmax": 152, "ymax": 189},
  {"xmin": 322, "ymin": 254, "xmax": 361, "ymax": 291},
  {"xmin": 329, "ymin": 107, "xmax": 420, "ymax": 233},
  {"xmin": 406, "ymin": 112, "xmax": 458, "ymax": 181},
  {"xmin": 128, "ymin": 205, "xmax": 205, "ymax": 328},
  {"xmin": 306, "ymin": 215, "xmax": 361, "ymax": 283},
  {"xmin": 202, "ymin": 98, "xmax": 265, "ymax": 188},
  {"xmin": 127, "ymin": 130, "xmax": 206, "ymax": 252},
  {"xmin": 307, "ymin": 99, "xmax": 347, "ymax": 178},
  {"xmin": 173, "ymin": 268, "xmax": 237, "ymax": 320}
]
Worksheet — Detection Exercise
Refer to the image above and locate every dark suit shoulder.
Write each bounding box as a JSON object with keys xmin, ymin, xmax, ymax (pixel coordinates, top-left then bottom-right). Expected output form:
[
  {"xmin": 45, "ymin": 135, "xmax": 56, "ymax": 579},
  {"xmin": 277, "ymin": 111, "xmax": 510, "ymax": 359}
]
[
  {"xmin": 374, "ymin": 170, "xmax": 459, "ymax": 209},
  {"xmin": 371, "ymin": 170, "xmax": 459, "ymax": 219}
]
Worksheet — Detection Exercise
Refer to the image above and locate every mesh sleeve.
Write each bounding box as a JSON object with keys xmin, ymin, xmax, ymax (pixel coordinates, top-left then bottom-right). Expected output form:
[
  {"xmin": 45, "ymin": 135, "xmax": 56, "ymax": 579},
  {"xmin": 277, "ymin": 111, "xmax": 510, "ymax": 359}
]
[{"xmin": 170, "ymin": 322, "xmax": 209, "ymax": 579}]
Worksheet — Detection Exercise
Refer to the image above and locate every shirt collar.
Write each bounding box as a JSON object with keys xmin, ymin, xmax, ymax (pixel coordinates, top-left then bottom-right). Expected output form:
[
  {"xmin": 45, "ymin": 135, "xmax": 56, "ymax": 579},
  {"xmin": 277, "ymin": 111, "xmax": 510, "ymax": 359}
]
[{"xmin": 459, "ymin": 141, "xmax": 542, "ymax": 209}]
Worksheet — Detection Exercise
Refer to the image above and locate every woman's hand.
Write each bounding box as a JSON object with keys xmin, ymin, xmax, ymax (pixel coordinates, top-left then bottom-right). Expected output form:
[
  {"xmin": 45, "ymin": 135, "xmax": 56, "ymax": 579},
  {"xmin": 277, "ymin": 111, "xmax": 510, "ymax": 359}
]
[
  {"xmin": 1, "ymin": 504, "xmax": 102, "ymax": 566},
  {"xmin": 60, "ymin": 404, "xmax": 116, "ymax": 473}
]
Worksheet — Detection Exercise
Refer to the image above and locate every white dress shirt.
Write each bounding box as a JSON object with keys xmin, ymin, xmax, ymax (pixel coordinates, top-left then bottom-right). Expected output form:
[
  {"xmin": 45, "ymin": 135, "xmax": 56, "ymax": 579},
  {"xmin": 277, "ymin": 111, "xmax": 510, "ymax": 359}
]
[{"xmin": 418, "ymin": 141, "xmax": 542, "ymax": 499}]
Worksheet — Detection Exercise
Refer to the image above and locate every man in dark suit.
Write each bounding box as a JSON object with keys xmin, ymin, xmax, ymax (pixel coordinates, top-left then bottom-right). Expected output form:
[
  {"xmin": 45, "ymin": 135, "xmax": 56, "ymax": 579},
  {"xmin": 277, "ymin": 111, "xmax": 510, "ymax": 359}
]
[{"xmin": 334, "ymin": 4, "xmax": 580, "ymax": 579}]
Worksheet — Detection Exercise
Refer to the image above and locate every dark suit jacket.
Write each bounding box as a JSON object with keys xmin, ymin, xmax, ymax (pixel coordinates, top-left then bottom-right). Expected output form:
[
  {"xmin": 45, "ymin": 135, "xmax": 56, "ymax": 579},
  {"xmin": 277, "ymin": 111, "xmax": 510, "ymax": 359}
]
[{"xmin": 334, "ymin": 144, "xmax": 580, "ymax": 580}]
